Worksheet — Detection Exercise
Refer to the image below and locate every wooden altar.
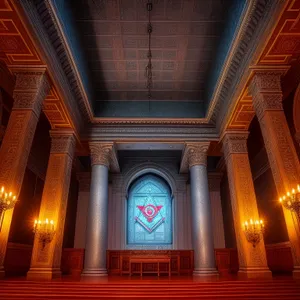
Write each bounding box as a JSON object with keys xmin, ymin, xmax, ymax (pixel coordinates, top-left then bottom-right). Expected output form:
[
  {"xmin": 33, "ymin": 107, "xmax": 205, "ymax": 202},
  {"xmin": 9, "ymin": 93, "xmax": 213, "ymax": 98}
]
[{"xmin": 107, "ymin": 250, "xmax": 193, "ymax": 276}]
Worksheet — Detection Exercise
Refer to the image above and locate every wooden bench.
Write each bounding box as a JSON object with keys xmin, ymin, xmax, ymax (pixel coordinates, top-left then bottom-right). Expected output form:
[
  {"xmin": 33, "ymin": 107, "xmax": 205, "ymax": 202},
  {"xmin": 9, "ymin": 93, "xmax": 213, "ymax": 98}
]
[{"xmin": 129, "ymin": 256, "xmax": 171, "ymax": 277}]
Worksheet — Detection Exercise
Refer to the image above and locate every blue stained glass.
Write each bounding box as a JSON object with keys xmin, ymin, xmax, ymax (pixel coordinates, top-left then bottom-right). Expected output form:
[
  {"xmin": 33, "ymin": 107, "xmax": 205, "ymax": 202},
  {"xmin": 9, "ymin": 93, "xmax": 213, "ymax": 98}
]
[{"xmin": 127, "ymin": 174, "xmax": 172, "ymax": 245}]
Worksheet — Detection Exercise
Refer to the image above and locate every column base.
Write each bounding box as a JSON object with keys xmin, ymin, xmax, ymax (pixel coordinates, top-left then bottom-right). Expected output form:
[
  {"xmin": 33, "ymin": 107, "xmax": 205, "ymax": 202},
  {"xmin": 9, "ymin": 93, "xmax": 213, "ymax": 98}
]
[
  {"xmin": 238, "ymin": 267, "xmax": 272, "ymax": 279},
  {"xmin": 0, "ymin": 265, "xmax": 5, "ymax": 279},
  {"xmin": 27, "ymin": 268, "xmax": 61, "ymax": 281},
  {"xmin": 193, "ymin": 267, "xmax": 219, "ymax": 278},
  {"xmin": 293, "ymin": 266, "xmax": 300, "ymax": 279},
  {"xmin": 81, "ymin": 268, "xmax": 107, "ymax": 277}
]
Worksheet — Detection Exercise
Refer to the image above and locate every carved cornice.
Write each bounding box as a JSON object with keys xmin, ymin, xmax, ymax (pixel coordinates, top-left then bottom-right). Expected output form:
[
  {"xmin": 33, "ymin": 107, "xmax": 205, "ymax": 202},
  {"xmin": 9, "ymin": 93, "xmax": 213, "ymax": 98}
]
[
  {"xmin": 221, "ymin": 131, "xmax": 249, "ymax": 161},
  {"xmin": 17, "ymin": 0, "xmax": 282, "ymax": 128},
  {"xmin": 249, "ymin": 70, "xmax": 284, "ymax": 120},
  {"xmin": 213, "ymin": 0, "xmax": 284, "ymax": 130},
  {"xmin": 12, "ymin": 69, "xmax": 50, "ymax": 118},
  {"xmin": 92, "ymin": 118, "xmax": 208, "ymax": 125},
  {"xmin": 180, "ymin": 142, "xmax": 210, "ymax": 173},
  {"xmin": 16, "ymin": 0, "xmax": 85, "ymax": 132},
  {"xmin": 50, "ymin": 130, "xmax": 76, "ymax": 158},
  {"xmin": 89, "ymin": 142, "xmax": 120, "ymax": 173},
  {"xmin": 87, "ymin": 125, "xmax": 219, "ymax": 141}
]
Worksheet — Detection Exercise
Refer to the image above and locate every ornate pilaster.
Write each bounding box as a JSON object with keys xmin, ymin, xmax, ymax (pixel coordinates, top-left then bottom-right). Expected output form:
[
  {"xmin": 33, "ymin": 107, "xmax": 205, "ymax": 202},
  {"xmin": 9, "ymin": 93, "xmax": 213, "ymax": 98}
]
[
  {"xmin": 184, "ymin": 143, "xmax": 218, "ymax": 276},
  {"xmin": 249, "ymin": 71, "xmax": 300, "ymax": 278},
  {"xmin": 27, "ymin": 130, "xmax": 76, "ymax": 280},
  {"xmin": 222, "ymin": 132, "xmax": 271, "ymax": 279},
  {"xmin": 0, "ymin": 70, "xmax": 49, "ymax": 277},
  {"xmin": 82, "ymin": 142, "xmax": 119, "ymax": 276}
]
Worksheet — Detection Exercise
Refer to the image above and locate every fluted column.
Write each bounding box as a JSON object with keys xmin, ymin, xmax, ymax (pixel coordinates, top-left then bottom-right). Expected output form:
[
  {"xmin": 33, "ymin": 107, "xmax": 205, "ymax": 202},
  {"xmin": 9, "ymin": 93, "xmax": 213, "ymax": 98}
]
[
  {"xmin": 82, "ymin": 143, "xmax": 115, "ymax": 276},
  {"xmin": 186, "ymin": 143, "xmax": 218, "ymax": 276},
  {"xmin": 27, "ymin": 130, "xmax": 75, "ymax": 280},
  {"xmin": 250, "ymin": 71, "xmax": 300, "ymax": 278},
  {"xmin": 222, "ymin": 132, "xmax": 271, "ymax": 279},
  {"xmin": 0, "ymin": 70, "xmax": 49, "ymax": 277}
]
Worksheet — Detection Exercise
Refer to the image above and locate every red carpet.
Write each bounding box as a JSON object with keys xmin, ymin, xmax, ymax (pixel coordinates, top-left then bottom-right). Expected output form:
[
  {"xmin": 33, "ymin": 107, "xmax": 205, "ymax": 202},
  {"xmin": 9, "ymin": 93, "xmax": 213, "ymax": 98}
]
[{"xmin": 0, "ymin": 277, "xmax": 299, "ymax": 299}]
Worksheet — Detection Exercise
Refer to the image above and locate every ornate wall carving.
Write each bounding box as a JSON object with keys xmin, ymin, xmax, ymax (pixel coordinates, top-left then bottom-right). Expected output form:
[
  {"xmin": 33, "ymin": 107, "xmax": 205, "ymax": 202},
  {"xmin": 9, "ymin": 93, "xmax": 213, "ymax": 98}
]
[
  {"xmin": 249, "ymin": 71, "xmax": 300, "ymax": 273},
  {"xmin": 0, "ymin": 69, "xmax": 50, "ymax": 275},
  {"xmin": 222, "ymin": 131, "xmax": 270, "ymax": 277},
  {"xmin": 27, "ymin": 130, "xmax": 75, "ymax": 279}
]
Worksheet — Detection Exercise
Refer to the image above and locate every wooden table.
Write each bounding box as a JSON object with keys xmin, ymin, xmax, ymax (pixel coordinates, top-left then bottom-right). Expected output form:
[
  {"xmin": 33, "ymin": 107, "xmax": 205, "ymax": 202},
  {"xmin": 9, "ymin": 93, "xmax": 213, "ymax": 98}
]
[{"xmin": 129, "ymin": 256, "xmax": 171, "ymax": 277}]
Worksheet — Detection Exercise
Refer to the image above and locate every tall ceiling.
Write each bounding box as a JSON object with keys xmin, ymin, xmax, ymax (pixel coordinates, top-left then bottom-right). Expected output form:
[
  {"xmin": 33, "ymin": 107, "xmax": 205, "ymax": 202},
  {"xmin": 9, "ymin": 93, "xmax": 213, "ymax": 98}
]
[{"xmin": 52, "ymin": 0, "xmax": 246, "ymax": 118}]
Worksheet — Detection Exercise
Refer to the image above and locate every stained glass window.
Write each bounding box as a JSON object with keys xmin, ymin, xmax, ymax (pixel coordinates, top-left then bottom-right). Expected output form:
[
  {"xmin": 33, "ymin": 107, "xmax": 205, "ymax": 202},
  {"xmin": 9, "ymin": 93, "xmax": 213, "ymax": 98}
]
[{"xmin": 127, "ymin": 174, "xmax": 172, "ymax": 245}]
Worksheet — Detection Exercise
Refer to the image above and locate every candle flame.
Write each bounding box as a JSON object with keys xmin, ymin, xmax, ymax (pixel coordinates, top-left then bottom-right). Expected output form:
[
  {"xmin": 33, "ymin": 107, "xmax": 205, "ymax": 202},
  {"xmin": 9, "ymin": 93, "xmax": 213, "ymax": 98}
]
[
  {"xmin": 46, "ymin": 218, "xmax": 49, "ymax": 224},
  {"xmin": 50, "ymin": 220, "xmax": 54, "ymax": 225}
]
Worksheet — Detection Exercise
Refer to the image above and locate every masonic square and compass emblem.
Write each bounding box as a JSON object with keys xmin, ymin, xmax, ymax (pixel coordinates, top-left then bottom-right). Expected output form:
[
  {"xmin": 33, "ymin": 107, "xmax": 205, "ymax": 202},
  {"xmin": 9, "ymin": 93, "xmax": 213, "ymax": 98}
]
[{"xmin": 134, "ymin": 194, "xmax": 165, "ymax": 233}]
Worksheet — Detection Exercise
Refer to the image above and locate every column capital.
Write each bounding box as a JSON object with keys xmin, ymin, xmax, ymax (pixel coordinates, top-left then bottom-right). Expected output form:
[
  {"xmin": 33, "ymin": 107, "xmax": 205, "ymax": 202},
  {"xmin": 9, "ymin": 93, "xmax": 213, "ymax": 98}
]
[
  {"xmin": 12, "ymin": 69, "xmax": 50, "ymax": 118},
  {"xmin": 221, "ymin": 131, "xmax": 249, "ymax": 160},
  {"xmin": 50, "ymin": 130, "xmax": 76, "ymax": 158},
  {"xmin": 89, "ymin": 142, "xmax": 120, "ymax": 172},
  {"xmin": 180, "ymin": 142, "xmax": 210, "ymax": 173},
  {"xmin": 249, "ymin": 70, "xmax": 284, "ymax": 120}
]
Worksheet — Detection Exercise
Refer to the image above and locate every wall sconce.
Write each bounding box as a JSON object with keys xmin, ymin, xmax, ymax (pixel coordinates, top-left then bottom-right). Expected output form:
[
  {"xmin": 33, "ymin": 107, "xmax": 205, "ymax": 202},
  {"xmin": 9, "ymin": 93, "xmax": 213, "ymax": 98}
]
[
  {"xmin": 34, "ymin": 219, "xmax": 55, "ymax": 249},
  {"xmin": 279, "ymin": 185, "xmax": 300, "ymax": 220},
  {"xmin": 0, "ymin": 186, "xmax": 17, "ymax": 215},
  {"xmin": 243, "ymin": 219, "xmax": 265, "ymax": 248}
]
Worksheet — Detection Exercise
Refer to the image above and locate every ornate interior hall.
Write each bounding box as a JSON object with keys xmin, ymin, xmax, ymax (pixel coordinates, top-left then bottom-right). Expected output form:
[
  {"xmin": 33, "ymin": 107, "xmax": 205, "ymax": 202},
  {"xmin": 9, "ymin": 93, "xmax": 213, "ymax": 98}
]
[{"xmin": 0, "ymin": 0, "xmax": 300, "ymax": 299}]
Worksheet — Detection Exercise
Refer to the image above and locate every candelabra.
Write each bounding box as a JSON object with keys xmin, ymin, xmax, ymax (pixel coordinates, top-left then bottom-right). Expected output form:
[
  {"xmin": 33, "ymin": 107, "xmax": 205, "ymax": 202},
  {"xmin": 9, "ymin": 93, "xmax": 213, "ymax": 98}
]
[
  {"xmin": 279, "ymin": 185, "xmax": 300, "ymax": 220},
  {"xmin": 0, "ymin": 186, "xmax": 17, "ymax": 216},
  {"xmin": 243, "ymin": 219, "xmax": 265, "ymax": 248},
  {"xmin": 34, "ymin": 219, "xmax": 55, "ymax": 249}
]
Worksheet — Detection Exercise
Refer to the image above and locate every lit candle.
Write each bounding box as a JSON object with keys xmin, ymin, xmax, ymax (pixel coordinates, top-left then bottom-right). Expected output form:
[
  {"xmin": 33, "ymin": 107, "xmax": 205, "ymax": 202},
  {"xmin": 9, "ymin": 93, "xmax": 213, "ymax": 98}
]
[
  {"xmin": 287, "ymin": 191, "xmax": 290, "ymax": 197},
  {"xmin": 279, "ymin": 197, "xmax": 282, "ymax": 202},
  {"xmin": 13, "ymin": 196, "xmax": 16, "ymax": 201},
  {"xmin": 4, "ymin": 193, "xmax": 7, "ymax": 199},
  {"xmin": 250, "ymin": 219, "xmax": 253, "ymax": 225},
  {"xmin": 8, "ymin": 192, "xmax": 12, "ymax": 198},
  {"xmin": 298, "ymin": 184, "xmax": 300, "ymax": 192},
  {"xmin": 292, "ymin": 189, "xmax": 295, "ymax": 194}
]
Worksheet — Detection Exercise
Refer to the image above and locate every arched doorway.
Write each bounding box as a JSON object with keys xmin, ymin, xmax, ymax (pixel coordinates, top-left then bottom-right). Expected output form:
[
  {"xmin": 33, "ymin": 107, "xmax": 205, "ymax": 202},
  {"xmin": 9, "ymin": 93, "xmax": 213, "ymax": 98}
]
[{"xmin": 127, "ymin": 173, "xmax": 172, "ymax": 246}]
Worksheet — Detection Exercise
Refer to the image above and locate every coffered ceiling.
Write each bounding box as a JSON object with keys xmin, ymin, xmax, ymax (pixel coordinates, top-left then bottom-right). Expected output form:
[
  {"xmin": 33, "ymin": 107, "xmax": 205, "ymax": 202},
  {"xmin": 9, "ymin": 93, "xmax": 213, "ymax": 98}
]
[{"xmin": 53, "ymin": 0, "xmax": 245, "ymax": 118}]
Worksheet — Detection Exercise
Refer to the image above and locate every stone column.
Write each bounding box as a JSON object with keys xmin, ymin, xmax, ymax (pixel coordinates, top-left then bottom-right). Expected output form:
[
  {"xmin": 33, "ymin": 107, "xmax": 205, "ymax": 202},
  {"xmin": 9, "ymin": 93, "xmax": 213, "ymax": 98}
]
[
  {"xmin": 27, "ymin": 130, "xmax": 75, "ymax": 280},
  {"xmin": 74, "ymin": 172, "xmax": 90, "ymax": 249},
  {"xmin": 82, "ymin": 143, "xmax": 114, "ymax": 276},
  {"xmin": 187, "ymin": 143, "xmax": 218, "ymax": 277},
  {"xmin": 250, "ymin": 71, "xmax": 300, "ymax": 278},
  {"xmin": 222, "ymin": 132, "xmax": 271, "ymax": 279},
  {"xmin": 0, "ymin": 70, "xmax": 49, "ymax": 277},
  {"xmin": 208, "ymin": 173, "xmax": 225, "ymax": 249}
]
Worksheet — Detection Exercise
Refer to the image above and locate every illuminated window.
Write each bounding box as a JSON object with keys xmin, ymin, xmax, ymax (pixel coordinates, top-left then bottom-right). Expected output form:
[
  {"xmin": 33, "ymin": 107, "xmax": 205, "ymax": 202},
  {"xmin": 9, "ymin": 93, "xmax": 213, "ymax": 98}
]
[{"xmin": 127, "ymin": 174, "xmax": 172, "ymax": 245}]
